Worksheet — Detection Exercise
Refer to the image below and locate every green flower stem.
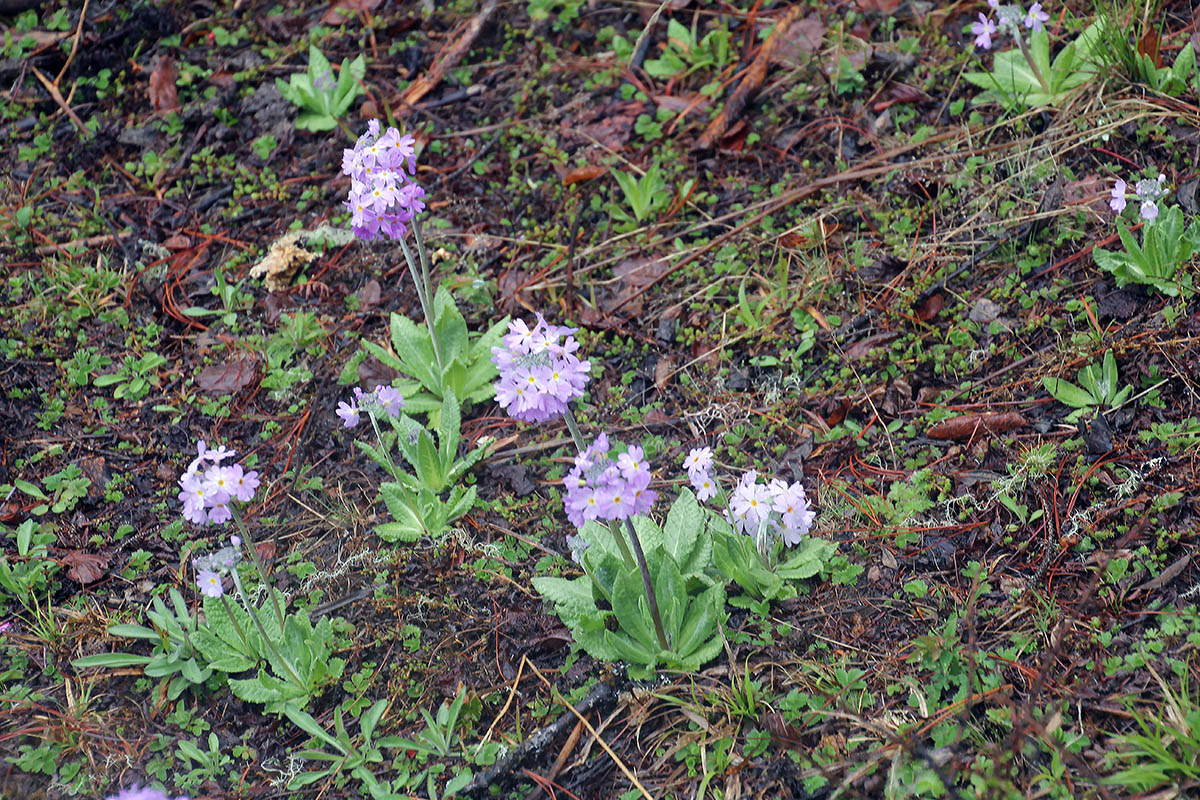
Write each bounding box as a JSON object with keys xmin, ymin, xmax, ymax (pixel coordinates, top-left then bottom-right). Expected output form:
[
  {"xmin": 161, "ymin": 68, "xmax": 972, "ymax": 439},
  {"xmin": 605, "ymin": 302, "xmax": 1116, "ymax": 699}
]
[
  {"xmin": 623, "ymin": 517, "xmax": 670, "ymax": 652},
  {"xmin": 366, "ymin": 410, "xmax": 402, "ymax": 481},
  {"xmin": 561, "ymin": 407, "xmax": 636, "ymax": 569},
  {"xmin": 228, "ymin": 505, "xmax": 286, "ymax": 631},
  {"xmin": 1013, "ymin": 34, "xmax": 1052, "ymax": 95},
  {"xmin": 229, "ymin": 569, "xmax": 306, "ymax": 688},
  {"xmin": 399, "ymin": 233, "xmax": 444, "ymax": 375},
  {"xmin": 218, "ymin": 594, "xmax": 255, "ymax": 655}
]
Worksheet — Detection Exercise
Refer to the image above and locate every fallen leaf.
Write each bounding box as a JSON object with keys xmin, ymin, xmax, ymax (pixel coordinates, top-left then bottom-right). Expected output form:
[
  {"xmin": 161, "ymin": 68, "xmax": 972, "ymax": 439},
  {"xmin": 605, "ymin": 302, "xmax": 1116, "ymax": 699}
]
[
  {"xmin": 1137, "ymin": 30, "xmax": 1164, "ymax": 69},
  {"xmin": 927, "ymin": 412, "xmax": 1027, "ymax": 440},
  {"xmin": 853, "ymin": 0, "xmax": 902, "ymax": 12},
  {"xmin": 196, "ymin": 358, "xmax": 258, "ymax": 396},
  {"xmin": 844, "ymin": 331, "xmax": 900, "ymax": 359},
  {"xmin": 162, "ymin": 234, "xmax": 191, "ymax": 250},
  {"xmin": 321, "ymin": 0, "xmax": 382, "ymax": 25},
  {"xmin": 63, "ymin": 551, "xmax": 108, "ymax": 584},
  {"xmin": 562, "ymin": 164, "xmax": 607, "ymax": 186},
  {"xmin": 916, "ymin": 293, "xmax": 944, "ymax": 321},
  {"xmin": 772, "ymin": 13, "xmax": 826, "ymax": 65},
  {"xmin": 356, "ymin": 279, "xmax": 381, "ymax": 309},
  {"xmin": 208, "ymin": 70, "xmax": 236, "ymax": 89},
  {"xmin": 613, "ymin": 257, "xmax": 670, "ymax": 288},
  {"xmin": 654, "ymin": 356, "xmax": 675, "ymax": 391},
  {"xmin": 148, "ymin": 55, "xmax": 179, "ymax": 112}
]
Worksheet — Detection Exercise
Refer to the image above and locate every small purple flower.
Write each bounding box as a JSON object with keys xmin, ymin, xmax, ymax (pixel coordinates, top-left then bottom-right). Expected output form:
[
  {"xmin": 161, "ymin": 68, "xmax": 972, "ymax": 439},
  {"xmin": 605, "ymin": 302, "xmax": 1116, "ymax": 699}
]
[
  {"xmin": 722, "ymin": 471, "xmax": 816, "ymax": 548},
  {"xmin": 374, "ymin": 385, "xmax": 405, "ymax": 417},
  {"xmin": 201, "ymin": 464, "xmax": 236, "ymax": 505},
  {"xmin": 231, "ymin": 469, "xmax": 258, "ymax": 503},
  {"xmin": 207, "ymin": 500, "xmax": 232, "ymax": 525},
  {"xmin": 682, "ymin": 447, "xmax": 713, "ymax": 479},
  {"xmin": 336, "ymin": 400, "xmax": 360, "ymax": 428},
  {"xmin": 971, "ymin": 13, "xmax": 996, "ymax": 49},
  {"xmin": 106, "ymin": 786, "xmax": 188, "ymax": 800},
  {"xmin": 492, "ymin": 315, "xmax": 591, "ymax": 423},
  {"xmin": 1110, "ymin": 179, "xmax": 1127, "ymax": 213},
  {"xmin": 1025, "ymin": 2, "xmax": 1049, "ymax": 32},
  {"xmin": 230, "ymin": 535, "xmax": 242, "ymax": 547},
  {"xmin": 1140, "ymin": 200, "xmax": 1159, "ymax": 221},
  {"xmin": 692, "ymin": 471, "xmax": 717, "ymax": 502},
  {"xmin": 563, "ymin": 437, "xmax": 656, "ymax": 527},
  {"xmin": 196, "ymin": 570, "xmax": 224, "ymax": 598}
]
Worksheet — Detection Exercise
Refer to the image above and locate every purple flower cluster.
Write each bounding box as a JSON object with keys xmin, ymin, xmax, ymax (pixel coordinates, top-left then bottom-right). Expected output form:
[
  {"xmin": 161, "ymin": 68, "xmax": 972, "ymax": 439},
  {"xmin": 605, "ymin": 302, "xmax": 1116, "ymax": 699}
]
[
  {"xmin": 972, "ymin": 1, "xmax": 1048, "ymax": 49},
  {"xmin": 683, "ymin": 446, "xmax": 717, "ymax": 501},
  {"xmin": 342, "ymin": 120, "xmax": 426, "ymax": 241},
  {"xmin": 177, "ymin": 441, "xmax": 259, "ymax": 526},
  {"xmin": 1110, "ymin": 173, "xmax": 1168, "ymax": 222},
  {"xmin": 106, "ymin": 785, "xmax": 188, "ymax": 800},
  {"xmin": 564, "ymin": 435, "xmax": 657, "ymax": 527},
  {"xmin": 491, "ymin": 316, "xmax": 591, "ymax": 423},
  {"xmin": 337, "ymin": 385, "xmax": 405, "ymax": 428},
  {"xmin": 726, "ymin": 471, "xmax": 815, "ymax": 547}
]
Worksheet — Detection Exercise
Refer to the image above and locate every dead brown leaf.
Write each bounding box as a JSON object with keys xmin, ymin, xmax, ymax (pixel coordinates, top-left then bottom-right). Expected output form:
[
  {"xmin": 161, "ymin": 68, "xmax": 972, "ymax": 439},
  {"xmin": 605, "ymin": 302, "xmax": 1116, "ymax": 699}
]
[
  {"xmin": 63, "ymin": 551, "xmax": 108, "ymax": 584},
  {"xmin": 356, "ymin": 279, "xmax": 381, "ymax": 309},
  {"xmin": 148, "ymin": 55, "xmax": 179, "ymax": 112},
  {"xmin": 196, "ymin": 358, "xmax": 258, "ymax": 396},
  {"xmin": 321, "ymin": 0, "xmax": 382, "ymax": 25},
  {"xmin": 772, "ymin": 13, "xmax": 825, "ymax": 66},
  {"xmin": 654, "ymin": 356, "xmax": 675, "ymax": 391},
  {"xmin": 927, "ymin": 412, "xmax": 1028, "ymax": 440},
  {"xmin": 562, "ymin": 165, "xmax": 607, "ymax": 186}
]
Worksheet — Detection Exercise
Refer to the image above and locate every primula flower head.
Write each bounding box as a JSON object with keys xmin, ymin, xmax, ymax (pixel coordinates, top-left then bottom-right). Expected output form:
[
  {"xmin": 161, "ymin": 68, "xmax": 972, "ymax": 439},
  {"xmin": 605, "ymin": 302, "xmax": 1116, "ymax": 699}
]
[
  {"xmin": 339, "ymin": 385, "xmax": 405, "ymax": 427},
  {"xmin": 1110, "ymin": 179, "xmax": 1127, "ymax": 213},
  {"xmin": 1024, "ymin": 2, "xmax": 1049, "ymax": 31},
  {"xmin": 564, "ymin": 437, "xmax": 656, "ymax": 527},
  {"xmin": 492, "ymin": 315, "xmax": 591, "ymax": 423},
  {"xmin": 178, "ymin": 441, "xmax": 257, "ymax": 526},
  {"xmin": 724, "ymin": 470, "xmax": 815, "ymax": 548},
  {"xmin": 106, "ymin": 785, "xmax": 188, "ymax": 800},
  {"xmin": 1140, "ymin": 200, "xmax": 1159, "ymax": 221},
  {"xmin": 196, "ymin": 569, "xmax": 223, "ymax": 598},
  {"xmin": 971, "ymin": 13, "xmax": 996, "ymax": 49},
  {"xmin": 689, "ymin": 470, "xmax": 717, "ymax": 502},
  {"xmin": 683, "ymin": 447, "xmax": 714, "ymax": 480},
  {"xmin": 342, "ymin": 121, "xmax": 425, "ymax": 241}
]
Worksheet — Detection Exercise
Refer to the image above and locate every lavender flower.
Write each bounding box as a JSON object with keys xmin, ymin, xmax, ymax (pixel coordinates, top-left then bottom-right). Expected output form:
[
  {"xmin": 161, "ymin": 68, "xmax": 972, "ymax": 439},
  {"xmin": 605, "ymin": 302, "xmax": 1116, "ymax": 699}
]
[
  {"xmin": 196, "ymin": 569, "xmax": 224, "ymax": 598},
  {"xmin": 682, "ymin": 447, "xmax": 713, "ymax": 480},
  {"xmin": 726, "ymin": 471, "xmax": 815, "ymax": 547},
  {"xmin": 106, "ymin": 785, "xmax": 188, "ymax": 800},
  {"xmin": 1140, "ymin": 200, "xmax": 1159, "ymax": 221},
  {"xmin": 563, "ymin": 435, "xmax": 657, "ymax": 527},
  {"xmin": 492, "ymin": 315, "xmax": 591, "ymax": 423},
  {"xmin": 1024, "ymin": 2, "xmax": 1049, "ymax": 31},
  {"xmin": 342, "ymin": 121, "xmax": 426, "ymax": 241},
  {"xmin": 691, "ymin": 471, "xmax": 717, "ymax": 502},
  {"xmin": 338, "ymin": 385, "xmax": 406, "ymax": 428},
  {"xmin": 1110, "ymin": 179, "xmax": 1127, "ymax": 213},
  {"xmin": 177, "ymin": 442, "xmax": 258, "ymax": 526},
  {"xmin": 971, "ymin": 13, "xmax": 997, "ymax": 49}
]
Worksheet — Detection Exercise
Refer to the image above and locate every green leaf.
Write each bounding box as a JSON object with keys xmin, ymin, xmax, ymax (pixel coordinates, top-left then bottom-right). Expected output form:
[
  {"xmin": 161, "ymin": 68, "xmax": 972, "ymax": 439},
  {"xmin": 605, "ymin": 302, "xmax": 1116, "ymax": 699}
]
[
  {"xmin": 106, "ymin": 623, "xmax": 160, "ymax": 640},
  {"xmin": 413, "ymin": 428, "xmax": 445, "ymax": 491},
  {"xmin": 387, "ymin": 313, "xmax": 440, "ymax": 391},
  {"xmin": 661, "ymin": 488, "xmax": 709, "ymax": 577},
  {"xmin": 1042, "ymin": 376, "xmax": 1098, "ymax": 409},
  {"xmin": 14, "ymin": 479, "xmax": 47, "ymax": 501},
  {"xmin": 437, "ymin": 390, "xmax": 462, "ymax": 465},
  {"xmin": 72, "ymin": 653, "xmax": 153, "ymax": 669}
]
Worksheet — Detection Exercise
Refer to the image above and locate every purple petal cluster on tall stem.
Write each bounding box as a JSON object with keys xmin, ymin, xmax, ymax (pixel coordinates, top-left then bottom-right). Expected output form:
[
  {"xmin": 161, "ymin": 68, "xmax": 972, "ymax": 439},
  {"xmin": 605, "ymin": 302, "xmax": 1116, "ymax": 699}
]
[
  {"xmin": 342, "ymin": 120, "xmax": 426, "ymax": 241},
  {"xmin": 1110, "ymin": 172, "xmax": 1168, "ymax": 222},
  {"xmin": 177, "ymin": 441, "xmax": 259, "ymax": 526},
  {"xmin": 337, "ymin": 385, "xmax": 406, "ymax": 429},
  {"xmin": 491, "ymin": 316, "xmax": 591, "ymax": 422},
  {"xmin": 564, "ymin": 434, "xmax": 657, "ymax": 528}
]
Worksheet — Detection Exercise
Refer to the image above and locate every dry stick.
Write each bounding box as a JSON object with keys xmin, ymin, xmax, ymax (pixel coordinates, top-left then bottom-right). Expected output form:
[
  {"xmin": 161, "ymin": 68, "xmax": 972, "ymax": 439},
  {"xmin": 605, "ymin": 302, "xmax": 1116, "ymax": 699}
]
[
  {"xmin": 30, "ymin": 67, "xmax": 89, "ymax": 137},
  {"xmin": 395, "ymin": 0, "xmax": 499, "ymax": 110},
  {"xmin": 53, "ymin": 0, "xmax": 89, "ymax": 86},
  {"xmin": 696, "ymin": 3, "xmax": 803, "ymax": 149}
]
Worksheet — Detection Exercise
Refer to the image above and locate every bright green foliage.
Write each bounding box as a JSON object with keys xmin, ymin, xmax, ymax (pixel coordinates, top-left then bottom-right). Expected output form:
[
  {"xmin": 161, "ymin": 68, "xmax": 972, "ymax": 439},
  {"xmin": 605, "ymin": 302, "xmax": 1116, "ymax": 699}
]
[
  {"xmin": 219, "ymin": 596, "xmax": 346, "ymax": 713},
  {"xmin": 1093, "ymin": 206, "xmax": 1200, "ymax": 296},
  {"xmin": 1042, "ymin": 349, "xmax": 1132, "ymax": 422},
  {"xmin": 93, "ymin": 351, "xmax": 167, "ymax": 401},
  {"xmin": 610, "ymin": 164, "xmax": 671, "ymax": 226},
  {"xmin": 0, "ymin": 520, "xmax": 59, "ymax": 612},
  {"xmin": 358, "ymin": 391, "xmax": 486, "ymax": 542},
  {"xmin": 276, "ymin": 46, "xmax": 365, "ymax": 132},
  {"xmin": 642, "ymin": 18, "xmax": 732, "ymax": 79},
  {"xmin": 74, "ymin": 589, "xmax": 213, "ymax": 700},
  {"xmin": 533, "ymin": 489, "xmax": 726, "ymax": 679},
  {"xmin": 964, "ymin": 21, "xmax": 1105, "ymax": 109},
  {"xmin": 1104, "ymin": 667, "xmax": 1200, "ymax": 792},
  {"xmin": 284, "ymin": 699, "xmax": 393, "ymax": 793},
  {"xmin": 712, "ymin": 527, "xmax": 836, "ymax": 606},
  {"xmin": 357, "ymin": 286, "xmax": 507, "ymax": 420},
  {"xmin": 1131, "ymin": 41, "xmax": 1197, "ymax": 96}
]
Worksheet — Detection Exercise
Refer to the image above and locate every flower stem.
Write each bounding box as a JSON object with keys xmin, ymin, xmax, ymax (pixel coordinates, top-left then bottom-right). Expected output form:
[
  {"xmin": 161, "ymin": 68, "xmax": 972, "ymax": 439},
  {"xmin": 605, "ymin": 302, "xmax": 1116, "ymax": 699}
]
[
  {"xmin": 230, "ymin": 570, "xmax": 306, "ymax": 688},
  {"xmin": 623, "ymin": 517, "xmax": 670, "ymax": 652},
  {"xmin": 229, "ymin": 505, "xmax": 286, "ymax": 631},
  {"xmin": 1013, "ymin": 33, "xmax": 1052, "ymax": 96},
  {"xmin": 561, "ymin": 407, "xmax": 636, "ymax": 568},
  {"xmin": 400, "ymin": 228, "xmax": 444, "ymax": 375}
]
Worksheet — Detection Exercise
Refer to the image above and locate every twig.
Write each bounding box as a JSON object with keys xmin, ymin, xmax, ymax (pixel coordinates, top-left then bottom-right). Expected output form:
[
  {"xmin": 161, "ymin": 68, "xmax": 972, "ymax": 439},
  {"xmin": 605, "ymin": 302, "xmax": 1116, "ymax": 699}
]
[
  {"xmin": 30, "ymin": 67, "xmax": 89, "ymax": 137},
  {"xmin": 54, "ymin": 0, "xmax": 90, "ymax": 86},
  {"xmin": 396, "ymin": 0, "xmax": 499, "ymax": 110}
]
